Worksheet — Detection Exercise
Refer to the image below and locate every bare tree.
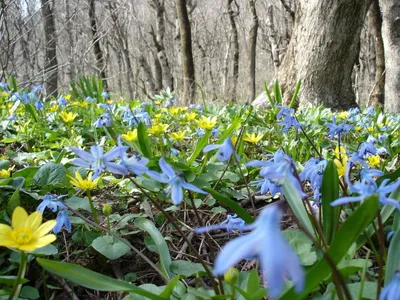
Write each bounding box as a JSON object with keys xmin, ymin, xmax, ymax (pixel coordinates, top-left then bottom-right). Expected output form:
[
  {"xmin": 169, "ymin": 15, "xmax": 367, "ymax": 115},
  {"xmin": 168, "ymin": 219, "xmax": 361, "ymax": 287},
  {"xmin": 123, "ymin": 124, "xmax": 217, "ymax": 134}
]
[
  {"xmin": 227, "ymin": 0, "xmax": 239, "ymax": 101},
  {"xmin": 247, "ymin": 0, "xmax": 258, "ymax": 101}
]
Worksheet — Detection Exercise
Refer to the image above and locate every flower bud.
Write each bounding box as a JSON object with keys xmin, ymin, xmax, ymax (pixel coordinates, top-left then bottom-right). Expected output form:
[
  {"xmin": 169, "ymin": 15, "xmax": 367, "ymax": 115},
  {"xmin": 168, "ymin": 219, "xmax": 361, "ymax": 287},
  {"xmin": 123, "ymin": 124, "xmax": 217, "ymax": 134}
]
[
  {"xmin": 102, "ymin": 204, "xmax": 112, "ymax": 216},
  {"xmin": 224, "ymin": 267, "xmax": 239, "ymax": 285}
]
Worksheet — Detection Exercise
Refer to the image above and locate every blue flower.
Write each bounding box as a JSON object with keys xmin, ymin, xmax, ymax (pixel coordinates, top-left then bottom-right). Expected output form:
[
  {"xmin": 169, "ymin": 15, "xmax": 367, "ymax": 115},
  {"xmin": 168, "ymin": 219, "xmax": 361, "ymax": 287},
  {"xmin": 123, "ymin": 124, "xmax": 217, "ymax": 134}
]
[
  {"xmin": 53, "ymin": 209, "xmax": 72, "ymax": 234},
  {"xmin": 380, "ymin": 270, "xmax": 400, "ymax": 300},
  {"xmin": 377, "ymin": 147, "xmax": 389, "ymax": 155},
  {"xmin": 203, "ymin": 138, "xmax": 238, "ymax": 162},
  {"xmin": 300, "ymin": 158, "xmax": 327, "ymax": 200},
  {"xmin": 94, "ymin": 113, "xmax": 112, "ymax": 127},
  {"xmin": 348, "ymin": 107, "xmax": 360, "ymax": 116},
  {"xmin": 85, "ymin": 96, "xmax": 95, "ymax": 103},
  {"xmin": 196, "ymin": 214, "xmax": 246, "ymax": 235},
  {"xmin": 357, "ymin": 141, "xmax": 377, "ymax": 158},
  {"xmin": 71, "ymin": 145, "xmax": 129, "ymax": 179},
  {"xmin": 325, "ymin": 116, "xmax": 353, "ymax": 138},
  {"xmin": 206, "ymin": 205, "xmax": 304, "ymax": 298},
  {"xmin": 195, "ymin": 128, "xmax": 205, "ymax": 138},
  {"xmin": 170, "ymin": 148, "xmax": 179, "ymax": 157},
  {"xmin": 102, "ymin": 91, "xmax": 110, "ymax": 99},
  {"xmin": 57, "ymin": 96, "xmax": 67, "ymax": 106},
  {"xmin": 0, "ymin": 82, "xmax": 8, "ymax": 90},
  {"xmin": 120, "ymin": 151, "xmax": 149, "ymax": 177},
  {"xmin": 147, "ymin": 158, "xmax": 207, "ymax": 205},
  {"xmin": 34, "ymin": 100, "xmax": 44, "ymax": 110},
  {"xmin": 37, "ymin": 194, "xmax": 67, "ymax": 213},
  {"xmin": 276, "ymin": 106, "xmax": 302, "ymax": 132},
  {"xmin": 211, "ymin": 127, "xmax": 220, "ymax": 138},
  {"xmin": 31, "ymin": 85, "xmax": 45, "ymax": 93}
]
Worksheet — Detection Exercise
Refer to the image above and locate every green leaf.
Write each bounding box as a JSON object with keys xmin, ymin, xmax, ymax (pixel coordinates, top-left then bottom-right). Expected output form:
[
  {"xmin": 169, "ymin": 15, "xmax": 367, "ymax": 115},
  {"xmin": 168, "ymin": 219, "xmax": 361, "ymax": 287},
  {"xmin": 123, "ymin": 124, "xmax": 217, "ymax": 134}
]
[
  {"xmin": 283, "ymin": 230, "xmax": 317, "ymax": 266},
  {"xmin": 64, "ymin": 196, "xmax": 91, "ymax": 212},
  {"xmin": 188, "ymin": 130, "xmax": 211, "ymax": 165},
  {"xmin": 134, "ymin": 218, "xmax": 173, "ymax": 280},
  {"xmin": 289, "ymin": 80, "xmax": 301, "ymax": 109},
  {"xmin": 273, "ymin": 80, "xmax": 283, "ymax": 104},
  {"xmin": 344, "ymin": 282, "xmax": 377, "ymax": 300},
  {"xmin": 385, "ymin": 228, "xmax": 400, "ymax": 285},
  {"xmin": 279, "ymin": 195, "xmax": 379, "ymax": 300},
  {"xmin": 282, "ymin": 178, "xmax": 315, "ymax": 238},
  {"xmin": 170, "ymin": 260, "xmax": 206, "ymax": 277},
  {"xmin": 33, "ymin": 163, "xmax": 66, "ymax": 188},
  {"xmin": 7, "ymin": 188, "xmax": 20, "ymax": 215},
  {"xmin": 0, "ymin": 276, "xmax": 29, "ymax": 285},
  {"xmin": 159, "ymin": 275, "xmax": 183, "ymax": 298},
  {"xmin": 37, "ymin": 258, "xmax": 166, "ymax": 299},
  {"xmin": 203, "ymin": 187, "xmax": 254, "ymax": 224},
  {"xmin": 336, "ymin": 259, "xmax": 371, "ymax": 279},
  {"xmin": 321, "ymin": 160, "xmax": 340, "ymax": 244},
  {"xmin": 91, "ymin": 236, "xmax": 130, "ymax": 260},
  {"xmin": 247, "ymin": 269, "xmax": 262, "ymax": 296},
  {"xmin": 20, "ymin": 286, "xmax": 39, "ymax": 299},
  {"xmin": 137, "ymin": 122, "xmax": 153, "ymax": 158},
  {"xmin": 32, "ymin": 244, "xmax": 58, "ymax": 256}
]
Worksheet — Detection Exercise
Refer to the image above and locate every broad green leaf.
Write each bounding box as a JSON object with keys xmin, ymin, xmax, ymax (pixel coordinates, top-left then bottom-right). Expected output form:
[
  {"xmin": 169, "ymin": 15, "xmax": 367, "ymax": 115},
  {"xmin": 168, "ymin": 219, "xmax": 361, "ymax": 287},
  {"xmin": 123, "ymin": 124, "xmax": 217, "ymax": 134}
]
[
  {"xmin": 137, "ymin": 122, "xmax": 153, "ymax": 158},
  {"xmin": 134, "ymin": 218, "xmax": 173, "ymax": 280},
  {"xmin": 282, "ymin": 178, "xmax": 315, "ymax": 238},
  {"xmin": 289, "ymin": 80, "xmax": 301, "ymax": 108},
  {"xmin": 32, "ymin": 244, "xmax": 58, "ymax": 256},
  {"xmin": 188, "ymin": 130, "xmax": 211, "ymax": 165},
  {"xmin": 0, "ymin": 276, "xmax": 29, "ymax": 285},
  {"xmin": 279, "ymin": 195, "xmax": 378, "ymax": 300},
  {"xmin": 170, "ymin": 260, "xmax": 206, "ymax": 277},
  {"xmin": 203, "ymin": 187, "xmax": 254, "ymax": 224},
  {"xmin": 273, "ymin": 80, "xmax": 282, "ymax": 104},
  {"xmin": 335, "ymin": 259, "xmax": 371, "ymax": 279},
  {"xmin": 33, "ymin": 162, "xmax": 66, "ymax": 187},
  {"xmin": 91, "ymin": 236, "xmax": 130, "ymax": 260},
  {"xmin": 385, "ymin": 229, "xmax": 400, "ymax": 285},
  {"xmin": 7, "ymin": 188, "xmax": 20, "ymax": 215},
  {"xmin": 321, "ymin": 160, "xmax": 340, "ymax": 244},
  {"xmin": 20, "ymin": 286, "xmax": 39, "ymax": 299},
  {"xmin": 37, "ymin": 258, "xmax": 165, "ymax": 300},
  {"xmin": 344, "ymin": 282, "xmax": 377, "ymax": 300},
  {"xmin": 64, "ymin": 196, "xmax": 91, "ymax": 212},
  {"xmin": 283, "ymin": 230, "xmax": 317, "ymax": 266}
]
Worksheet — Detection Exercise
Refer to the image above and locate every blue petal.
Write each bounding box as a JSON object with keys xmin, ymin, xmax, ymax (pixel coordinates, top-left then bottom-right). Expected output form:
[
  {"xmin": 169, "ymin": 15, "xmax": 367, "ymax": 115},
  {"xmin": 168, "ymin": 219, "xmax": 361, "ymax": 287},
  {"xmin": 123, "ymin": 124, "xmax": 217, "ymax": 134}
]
[
  {"xmin": 203, "ymin": 144, "xmax": 221, "ymax": 153},
  {"xmin": 181, "ymin": 181, "xmax": 207, "ymax": 194},
  {"xmin": 90, "ymin": 145, "xmax": 104, "ymax": 159},
  {"xmin": 71, "ymin": 148, "xmax": 94, "ymax": 162},
  {"xmin": 159, "ymin": 158, "xmax": 176, "ymax": 178},
  {"xmin": 71, "ymin": 158, "xmax": 92, "ymax": 168},
  {"xmin": 105, "ymin": 162, "xmax": 128, "ymax": 175},
  {"xmin": 147, "ymin": 171, "xmax": 169, "ymax": 183},
  {"xmin": 171, "ymin": 182, "xmax": 183, "ymax": 205},
  {"xmin": 331, "ymin": 196, "xmax": 363, "ymax": 206}
]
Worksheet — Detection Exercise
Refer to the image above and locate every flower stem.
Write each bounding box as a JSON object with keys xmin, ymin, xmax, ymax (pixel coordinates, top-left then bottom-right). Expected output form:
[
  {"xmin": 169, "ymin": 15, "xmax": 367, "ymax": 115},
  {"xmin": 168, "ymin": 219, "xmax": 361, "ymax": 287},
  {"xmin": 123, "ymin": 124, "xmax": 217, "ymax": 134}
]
[
  {"xmin": 87, "ymin": 190, "xmax": 98, "ymax": 224},
  {"xmin": 9, "ymin": 251, "xmax": 28, "ymax": 300}
]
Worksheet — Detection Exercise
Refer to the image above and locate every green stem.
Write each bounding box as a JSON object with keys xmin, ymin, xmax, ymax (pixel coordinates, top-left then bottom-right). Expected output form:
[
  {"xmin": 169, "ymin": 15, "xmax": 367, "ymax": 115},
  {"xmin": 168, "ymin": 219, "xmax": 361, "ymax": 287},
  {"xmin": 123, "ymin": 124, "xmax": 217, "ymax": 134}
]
[
  {"xmin": 106, "ymin": 215, "xmax": 111, "ymax": 232},
  {"xmin": 9, "ymin": 251, "xmax": 28, "ymax": 300},
  {"xmin": 87, "ymin": 190, "xmax": 98, "ymax": 224}
]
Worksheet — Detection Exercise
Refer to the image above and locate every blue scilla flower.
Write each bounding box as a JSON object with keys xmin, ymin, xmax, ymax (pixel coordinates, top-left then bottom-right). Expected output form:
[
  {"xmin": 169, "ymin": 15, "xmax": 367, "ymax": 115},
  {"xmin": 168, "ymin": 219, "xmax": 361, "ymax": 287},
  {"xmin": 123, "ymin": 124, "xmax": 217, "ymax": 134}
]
[
  {"xmin": 120, "ymin": 151, "xmax": 149, "ymax": 177},
  {"xmin": 377, "ymin": 147, "xmax": 389, "ymax": 155},
  {"xmin": 147, "ymin": 158, "xmax": 207, "ymax": 205},
  {"xmin": 325, "ymin": 116, "xmax": 353, "ymax": 138},
  {"xmin": 348, "ymin": 107, "xmax": 360, "ymax": 116},
  {"xmin": 380, "ymin": 270, "xmax": 400, "ymax": 300},
  {"xmin": 53, "ymin": 209, "xmax": 72, "ymax": 234},
  {"xmin": 357, "ymin": 141, "xmax": 377, "ymax": 158},
  {"xmin": 34, "ymin": 100, "xmax": 44, "ymax": 110},
  {"xmin": 31, "ymin": 85, "xmax": 45, "ymax": 93},
  {"xmin": 300, "ymin": 158, "xmax": 328, "ymax": 200},
  {"xmin": 37, "ymin": 194, "xmax": 67, "ymax": 213},
  {"xmin": 379, "ymin": 134, "xmax": 388, "ymax": 143},
  {"xmin": 196, "ymin": 214, "xmax": 246, "ymax": 235},
  {"xmin": 102, "ymin": 91, "xmax": 110, "ymax": 99},
  {"xmin": 57, "ymin": 96, "xmax": 67, "ymax": 107},
  {"xmin": 276, "ymin": 106, "xmax": 302, "ymax": 132},
  {"xmin": 200, "ymin": 205, "xmax": 304, "ymax": 298},
  {"xmin": 71, "ymin": 145, "xmax": 129, "ymax": 179},
  {"xmin": 195, "ymin": 128, "xmax": 205, "ymax": 138},
  {"xmin": 85, "ymin": 96, "xmax": 95, "ymax": 103},
  {"xmin": 170, "ymin": 148, "xmax": 179, "ymax": 157},
  {"xmin": 94, "ymin": 113, "xmax": 112, "ymax": 127},
  {"xmin": 0, "ymin": 82, "xmax": 8, "ymax": 90},
  {"xmin": 211, "ymin": 127, "xmax": 220, "ymax": 138},
  {"xmin": 365, "ymin": 107, "xmax": 375, "ymax": 115},
  {"xmin": 203, "ymin": 138, "xmax": 238, "ymax": 162}
]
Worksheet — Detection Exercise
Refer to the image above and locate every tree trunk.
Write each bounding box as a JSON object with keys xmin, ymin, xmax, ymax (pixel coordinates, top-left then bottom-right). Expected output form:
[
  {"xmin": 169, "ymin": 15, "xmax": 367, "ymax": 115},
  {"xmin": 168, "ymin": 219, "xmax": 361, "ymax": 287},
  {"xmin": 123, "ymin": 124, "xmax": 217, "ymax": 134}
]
[
  {"xmin": 380, "ymin": 0, "xmax": 400, "ymax": 112},
  {"xmin": 139, "ymin": 55, "xmax": 156, "ymax": 95},
  {"xmin": 277, "ymin": 0, "xmax": 372, "ymax": 110},
  {"xmin": 247, "ymin": 0, "xmax": 258, "ymax": 102},
  {"xmin": 368, "ymin": 0, "xmax": 385, "ymax": 107},
  {"xmin": 176, "ymin": 0, "xmax": 196, "ymax": 104},
  {"xmin": 153, "ymin": 52, "xmax": 163, "ymax": 92},
  {"xmin": 41, "ymin": 0, "xmax": 58, "ymax": 96},
  {"xmin": 89, "ymin": 0, "xmax": 108, "ymax": 89},
  {"xmin": 227, "ymin": 0, "xmax": 239, "ymax": 102}
]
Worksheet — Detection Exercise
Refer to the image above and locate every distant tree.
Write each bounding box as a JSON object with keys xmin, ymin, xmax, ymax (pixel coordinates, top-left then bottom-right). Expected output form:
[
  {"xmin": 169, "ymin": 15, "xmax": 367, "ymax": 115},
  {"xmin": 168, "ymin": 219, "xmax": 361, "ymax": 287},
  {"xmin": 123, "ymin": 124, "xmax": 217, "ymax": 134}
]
[{"xmin": 247, "ymin": 0, "xmax": 258, "ymax": 102}]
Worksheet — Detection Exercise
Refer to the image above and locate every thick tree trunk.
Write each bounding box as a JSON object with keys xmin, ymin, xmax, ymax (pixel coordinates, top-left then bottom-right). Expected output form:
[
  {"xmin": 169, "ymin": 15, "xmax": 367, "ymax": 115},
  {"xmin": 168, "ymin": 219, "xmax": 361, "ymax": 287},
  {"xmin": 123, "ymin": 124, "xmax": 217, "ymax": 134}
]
[
  {"xmin": 368, "ymin": 0, "xmax": 385, "ymax": 107},
  {"xmin": 176, "ymin": 0, "xmax": 196, "ymax": 104},
  {"xmin": 277, "ymin": 0, "xmax": 372, "ymax": 110},
  {"xmin": 89, "ymin": 0, "xmax": 108, "ymax": 89},
  {"xmin": 41, "ymin": 0, "xmax": 58, "ymax": 96},
  {"xmin": 139, "ymin": 55, "xmax": 156, "ymax": 95},
  {"xmin": 247, "ymin": 0, "xmax": 258, "ymax": 102},
  {"xmin": 227, "ymin": 0, "xmax": 239, "ymax": 102},
  {"xmin": 380, "ymin": 0, "xmax": 400, "ymax": 112},
  {"xmin": 153, "ymin": 52, "xmax": 163, "ymax": 92}
]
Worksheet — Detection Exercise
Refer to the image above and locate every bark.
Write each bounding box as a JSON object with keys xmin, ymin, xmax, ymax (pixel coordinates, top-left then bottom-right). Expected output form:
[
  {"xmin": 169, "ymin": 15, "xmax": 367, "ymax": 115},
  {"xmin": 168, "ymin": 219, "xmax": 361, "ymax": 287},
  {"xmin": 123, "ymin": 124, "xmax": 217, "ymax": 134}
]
[
  {"xmin": 227, "ymin": 0, "xmax": 239, "ymax": 101},
  {"xmin": 89, "ymin": 0, "xmax": 108, "ymax": 89},
  {"xmin": 247, "ymin": 0, "xmax": 258, "ymax": 102},
  {"xmin": 65, "ymin": 0, "xmax": 75, "ymax": 82},
  {"xmin": 277, "ymin": 0, "xmax": 372, "ymax": 110},
  {"xmin": 368, "ymin": 0, "xmax": 385, "ymax": 107},
  {"xmin": 266, "ymin": 5, "xmax": 280, "ymax": 72},
  {"xmin": 41, "ymin": 0, "xmax": 58, "ymax": 96},
  {"xmin": 152, "ymin": 52, "xmax": 163, "ymax": 92},
  {"xmin": 380, "ymin": 0, "xmax": 400, "ymax": 112},
  {"xmin": 139, "ymin": 55, "xmax": 156, "ymax": 95},
  {"xmin": 176, "ymin": 0, "xmax": 196, "ymax": 104}
]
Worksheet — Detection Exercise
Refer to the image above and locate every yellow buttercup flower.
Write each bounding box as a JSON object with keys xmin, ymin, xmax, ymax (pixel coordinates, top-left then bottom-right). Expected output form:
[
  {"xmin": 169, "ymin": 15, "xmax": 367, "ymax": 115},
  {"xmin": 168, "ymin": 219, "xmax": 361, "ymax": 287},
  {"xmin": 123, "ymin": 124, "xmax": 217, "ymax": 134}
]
[
  {"xmin": 338, "ymin": 111, "xmax": 349, "ymax": 119},
  {"xmin": 169, "ymin": 107, "xmax": 180, "ymax": 115},
  {"xmin": 368, "ymin": 155, "xmax": 380, "ymax": 167},
  {"xmin": 0, "ymin": 207, "xmax": 56, "ymax": 252},
  {"xmin": 60, "ymin": 111, "xmax": 78, "ymax": 123},
  {"xmin": 68, "ymin": 171, "xmax": 100, "ymax": 191},
  {"xmin": 377, "ymin": 123, "xmax": 384, "ymax": 128},
  {"xmin": 367, "ymin": 127, "xmax": 375, "ymax": 133},
  {"xmin": 148, "ymin": 123, "xmax": 169, "ymax": 136},
  {"xmin": 121, "ymin": 129, "xmax": 138, "ymax": 142},
  {"xmin": 0, "ymin": 166, "xmax": 15, "ymax": 178},
  {"xmin": 169, "ymin": 130, "xmax": 186, "ymax": 142},
  {"xmin": 1, "ymin": 92, "xmax": 9, "ymax": 98},
  {"xmin": 154, "ymin": 113, "xmax": 162, "ymax": 119},
  {"xmin": 154, "ymin": 100, "xmax": 161, "ymax": 105},
  {"xmin": 355, "ymin": 126, "xmax": 362, "ymax": 131},
  {"xmin": 64, "ymin": 94, "xmax": 72, "ymax": 101},
  {"xmin": 186, "ymin": 112, "xmax": 197, "ymax": 121},
  {"xmin": 334, "ymin": 146, "xmax": 348, "ymax": 177},
  {"xmin": 243, "ymin": 133, "xmax": 264, "ymax": 144},
  {"xmin": 48, "ymin": 104, "xmax": 59, "ymax": 112},
  {"xmin": 196, "ymin": 116, "xmax": 217, "ymax": 130}
]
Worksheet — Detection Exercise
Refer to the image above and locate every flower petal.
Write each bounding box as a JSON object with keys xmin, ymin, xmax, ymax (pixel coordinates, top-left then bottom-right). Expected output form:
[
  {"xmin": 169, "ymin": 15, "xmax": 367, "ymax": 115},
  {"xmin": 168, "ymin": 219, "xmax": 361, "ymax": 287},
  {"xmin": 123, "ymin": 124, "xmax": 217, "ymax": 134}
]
[
  {"xmin": 34, "ymin": 220, "xmax": 56, "ymax": 238},
  {"xmin": 24, "ymin": 211, "xmax": 42, "ymax": 231},
  {"xmin": 147, "ymin": 171, "xmax": 169, "ymax": 183},
  {"xmin": 159, "ymin": 158, "xmax": 176, "ymax": 178},
  {"xmin": 203, "ymin": 144, "xmax": 221, "ymax": 153},
  {"xmin": 12, "ymin": 207, "xmax": 28, "ymax": 228},
  {"xmin": 0, "ymin": 224, "xmax": 12, "ymax": 236},
  {"xmin": 71, "ymin": 158, "xmax": 91, "ymax": 168},
  {"xmin": 181, "ymin": 181, "xmax": 207, "ymax": 194},
  {"xmin": 331, "ymin": 196, "xmax": 363, "ymax": 206},
  {"xmin": 171, "ymin": 182, "xmax": 183, "ymax": 205},
  {"xmin": 104, "ymin": 162, "xmax": 128, "ymax": 175},
  {"xmin": 70, "ymin": 148, "xmax": 94, "ymax": 162}
]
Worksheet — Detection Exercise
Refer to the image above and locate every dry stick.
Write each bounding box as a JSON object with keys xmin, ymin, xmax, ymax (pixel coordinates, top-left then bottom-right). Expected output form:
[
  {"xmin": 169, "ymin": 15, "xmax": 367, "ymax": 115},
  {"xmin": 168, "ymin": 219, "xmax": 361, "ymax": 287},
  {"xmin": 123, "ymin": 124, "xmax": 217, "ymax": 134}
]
[
  {"xmin": 63, "ymin": 203, "xmax": 167, "ymax": 282},
  {"xmin": 126, "ymin": 177, "xmax": 221, "ymax": 295}
]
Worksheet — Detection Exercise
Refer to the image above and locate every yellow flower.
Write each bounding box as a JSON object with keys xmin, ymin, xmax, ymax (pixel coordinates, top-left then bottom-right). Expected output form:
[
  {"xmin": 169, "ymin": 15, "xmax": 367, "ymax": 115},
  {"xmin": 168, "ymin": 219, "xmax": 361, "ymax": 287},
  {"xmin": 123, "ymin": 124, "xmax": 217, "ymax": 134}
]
[
  {"xmin": 377, "ymin": 123, "xmax": 384, "ymax": 128},
  {"xmin": 154, "ymin": 113, "xmax": 162, "ymax": 119},
  {"xmin": 186, "ymin": 112, "xmax": 197, "ymax": 121},
  {"xmin": 148, "ymin": 124, "xmax": 169, "ymax": 136},
  {"xmin": 48, "ymin": 104, "xmax": 59, "ymax": 112},
  {"xmin": 60, "ymin": 111, "xmax": 78, "ymax": 123},
  {"xmin": 196, "ymin": 116, "xmax": 217, "ymax": 130},
  {"xmin": 338, "ymin": 111, "xmax": 349, "ymax": 119},
  {"xmin": 68, "ymin": 171, "xmax": 100, "ymax": 191},
  {"xmin": 368, "ymin": 155, "xmax": 380, "ymax": 167},
  {"xmin": 169, "ymin": 107, "xmax": 180, "ymax": 115},
  {"xmin": 0, "ymin": 166, "xmax": 14, "ymax": 178},
  {"xmin": 334, "ymin": 146, "xmax": 348, "ymax": 177},
  {"xmin": 64, "ymin": 94, "xmax": 72, "ymax": 101},
  {"xmin": 169, "ymin": 130, "xmax": 186, "ymax": 142},
  {"xmin": 178, "ymin": 107, "xmax": 188, "ymax": 113},
  {"xmin": 0, "ymin": 207, "xmax": 56, "ymax": 252},
  {"xmin": 367, "ymin": 127, "xmax": 375, "ymax": 133},
  {"xmin": 1, "ymin": 92, "xmax": 9, "ymax": 98},
  {"xmin": 154, "ymin": 100, "xmax": 161, "ymax": 105},
  {"xmin": 355, "ymin": 126, "xmax": 362, "ymax": 131},
  {"xmin": 231, "ymin": 136, "xmax": 238, "ymax": 145},
  {"xmin": 121, "ymin": 129, "xmax": 138, "ymax": 142},
  {"xmin": 243, "ymin": 133, "xmax": 264, "ymax": 144}
]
